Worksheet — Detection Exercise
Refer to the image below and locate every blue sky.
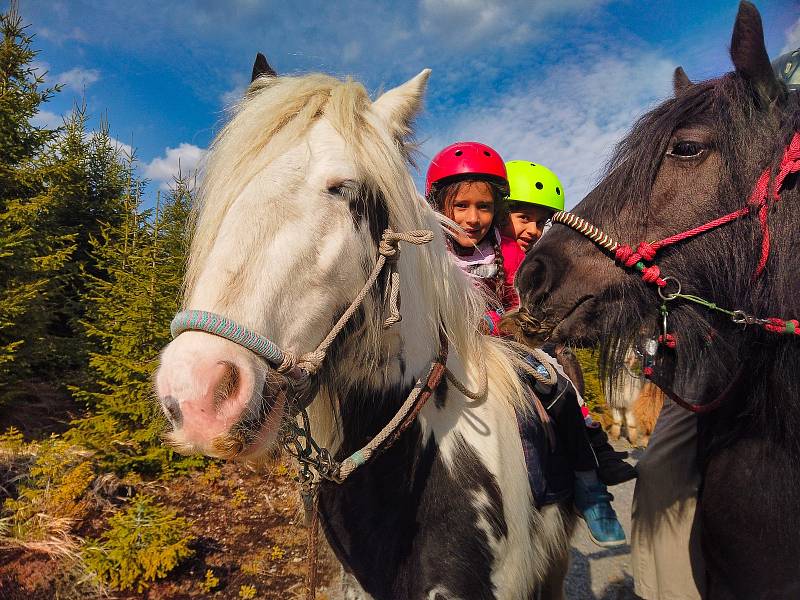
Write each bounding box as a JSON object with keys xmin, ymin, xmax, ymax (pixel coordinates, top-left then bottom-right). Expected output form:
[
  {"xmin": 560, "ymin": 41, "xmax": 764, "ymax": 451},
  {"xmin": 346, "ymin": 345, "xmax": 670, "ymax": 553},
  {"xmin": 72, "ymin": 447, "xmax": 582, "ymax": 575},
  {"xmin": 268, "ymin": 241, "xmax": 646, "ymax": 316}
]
[{"xmin": 16, "ymin": 0, "xmax": 799, "ymax": 207}]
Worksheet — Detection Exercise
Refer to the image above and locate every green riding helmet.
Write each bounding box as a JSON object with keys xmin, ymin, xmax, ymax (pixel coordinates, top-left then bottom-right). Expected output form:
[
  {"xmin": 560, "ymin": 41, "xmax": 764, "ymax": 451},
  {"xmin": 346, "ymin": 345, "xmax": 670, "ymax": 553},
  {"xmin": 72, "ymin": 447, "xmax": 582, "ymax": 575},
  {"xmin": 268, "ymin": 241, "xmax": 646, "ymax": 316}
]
[
  {"xmin": 505, "ymin": 160, "xmax": 565, "ymax": 212},
  {"xmin": 772, "ymin": 47, "xmax": 799, "ymax": 92}
]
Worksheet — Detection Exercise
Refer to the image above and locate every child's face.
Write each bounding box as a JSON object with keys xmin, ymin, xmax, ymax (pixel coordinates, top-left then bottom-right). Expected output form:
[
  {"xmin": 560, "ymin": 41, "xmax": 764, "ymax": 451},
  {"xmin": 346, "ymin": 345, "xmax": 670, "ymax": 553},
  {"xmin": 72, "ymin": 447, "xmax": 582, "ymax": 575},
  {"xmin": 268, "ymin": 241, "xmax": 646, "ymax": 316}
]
[
  {"xmin": 447, "ymin": 181, "xmax": 495, "ymax": 248},
  {"xmin": 501, "ymin": 203, "xmax": 554, "ymax": 252}
]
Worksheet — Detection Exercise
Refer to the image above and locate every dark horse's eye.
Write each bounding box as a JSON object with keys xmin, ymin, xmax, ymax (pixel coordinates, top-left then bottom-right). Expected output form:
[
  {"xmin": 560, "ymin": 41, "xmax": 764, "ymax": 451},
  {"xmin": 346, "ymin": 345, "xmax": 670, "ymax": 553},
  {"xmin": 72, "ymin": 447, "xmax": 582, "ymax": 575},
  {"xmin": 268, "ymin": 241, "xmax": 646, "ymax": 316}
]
[{"xmin": 668, "ymin": 140, "xmax": 706, "ymax": 159}]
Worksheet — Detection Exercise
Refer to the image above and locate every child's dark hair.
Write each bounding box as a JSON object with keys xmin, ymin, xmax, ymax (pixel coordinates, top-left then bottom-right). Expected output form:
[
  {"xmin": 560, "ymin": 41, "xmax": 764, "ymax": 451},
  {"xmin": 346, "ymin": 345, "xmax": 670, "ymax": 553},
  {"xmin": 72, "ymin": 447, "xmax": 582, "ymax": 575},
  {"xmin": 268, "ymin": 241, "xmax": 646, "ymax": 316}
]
[{"xmin": 427, "ymin": 174, "xmax": 509, "ymax": 304}]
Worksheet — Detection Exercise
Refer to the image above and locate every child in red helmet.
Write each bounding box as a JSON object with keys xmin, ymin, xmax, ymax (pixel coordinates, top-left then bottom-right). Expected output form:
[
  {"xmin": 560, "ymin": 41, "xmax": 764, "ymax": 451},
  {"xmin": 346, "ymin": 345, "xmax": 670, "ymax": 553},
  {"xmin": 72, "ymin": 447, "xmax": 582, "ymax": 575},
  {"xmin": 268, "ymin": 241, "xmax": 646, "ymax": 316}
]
[{"xmin": 425, "ymin": 141, "xmax": 523, "ymax": 331}]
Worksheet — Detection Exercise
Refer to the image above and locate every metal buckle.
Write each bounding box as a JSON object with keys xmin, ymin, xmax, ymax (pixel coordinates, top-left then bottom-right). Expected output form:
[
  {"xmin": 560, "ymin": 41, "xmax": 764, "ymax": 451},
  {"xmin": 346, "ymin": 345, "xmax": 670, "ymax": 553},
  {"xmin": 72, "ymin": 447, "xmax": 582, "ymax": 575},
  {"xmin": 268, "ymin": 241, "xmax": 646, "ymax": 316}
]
[{"xmin": 657, "ymin": 276, "xmax": 682, "ymax": 301}]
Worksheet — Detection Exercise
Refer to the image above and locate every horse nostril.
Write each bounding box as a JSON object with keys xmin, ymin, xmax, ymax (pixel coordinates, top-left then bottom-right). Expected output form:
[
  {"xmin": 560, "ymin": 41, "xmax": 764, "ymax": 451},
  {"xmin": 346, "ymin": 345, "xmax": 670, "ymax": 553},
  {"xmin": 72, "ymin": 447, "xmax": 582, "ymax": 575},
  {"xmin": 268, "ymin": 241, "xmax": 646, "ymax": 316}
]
[
  {"xmin": 161, "ymin": 395, "xmax": 183, "ymax": 428},
  {"xmin": 213, "ymin": 361, "xmax": 240, "ymax": 408}
]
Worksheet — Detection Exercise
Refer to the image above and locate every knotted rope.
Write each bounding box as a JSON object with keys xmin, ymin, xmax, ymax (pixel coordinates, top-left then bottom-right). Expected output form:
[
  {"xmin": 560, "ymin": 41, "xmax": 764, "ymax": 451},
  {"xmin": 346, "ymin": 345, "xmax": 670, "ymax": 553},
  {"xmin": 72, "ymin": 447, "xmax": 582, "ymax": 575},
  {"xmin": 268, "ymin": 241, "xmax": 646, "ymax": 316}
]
[
  {"xmin": 748, "ymin": 132, "xmax": 800, "ymax": 277},
  {"xmin": 553, "ymin": 131, "xmax": 800, "ymax": 289},
  {"xmin": 296, "ymin": 228, "xmax": 434, "ymax": 375}
]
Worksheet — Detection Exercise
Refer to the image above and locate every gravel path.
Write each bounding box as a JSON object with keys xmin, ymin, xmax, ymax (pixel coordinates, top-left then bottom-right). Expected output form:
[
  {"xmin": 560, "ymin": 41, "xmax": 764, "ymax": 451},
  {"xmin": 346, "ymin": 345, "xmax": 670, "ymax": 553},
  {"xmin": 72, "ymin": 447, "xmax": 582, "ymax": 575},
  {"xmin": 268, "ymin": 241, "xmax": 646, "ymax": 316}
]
[{"xmin": 565, "ymin": 439, "xmax": 644, "ymax": 600}]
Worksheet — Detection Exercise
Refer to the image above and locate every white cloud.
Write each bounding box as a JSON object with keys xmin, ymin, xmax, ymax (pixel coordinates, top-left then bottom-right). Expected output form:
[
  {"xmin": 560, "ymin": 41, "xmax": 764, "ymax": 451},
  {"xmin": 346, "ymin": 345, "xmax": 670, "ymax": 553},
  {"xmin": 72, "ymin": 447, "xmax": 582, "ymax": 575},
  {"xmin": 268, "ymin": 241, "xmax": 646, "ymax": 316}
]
[
  {"xmin": 145, "ymin": 143, "xmax": 206, "ymax": 188},
  {"xmin": 31, "ymin": 110, "xmax": 63, "ymax": 129},
  {"xmin": 38, "ymin": 26, "xmax": 87, "ymax": 44},
  {"xmin": 420, "ymin": 0, "xmax": 605, "ymax": 48},
  {"xmin": 55, "ymin": 67, "xmax": 101, "ymax": 93},
  {"xmin": 782, "ymin": 17, "xmax": 800, "ymax": 54},
  {"xmin": 423, "ymin": 46, "xmax": 674, "ymax": 207}
]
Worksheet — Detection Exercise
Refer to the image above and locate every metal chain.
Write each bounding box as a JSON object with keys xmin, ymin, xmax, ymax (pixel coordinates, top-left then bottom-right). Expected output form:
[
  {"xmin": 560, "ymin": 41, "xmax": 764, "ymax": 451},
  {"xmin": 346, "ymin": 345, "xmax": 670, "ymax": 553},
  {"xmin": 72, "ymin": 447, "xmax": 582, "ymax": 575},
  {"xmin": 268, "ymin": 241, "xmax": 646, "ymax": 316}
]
[{"xmin": 279, "ymin": 405, "xmax": 344, "ymax": 484}]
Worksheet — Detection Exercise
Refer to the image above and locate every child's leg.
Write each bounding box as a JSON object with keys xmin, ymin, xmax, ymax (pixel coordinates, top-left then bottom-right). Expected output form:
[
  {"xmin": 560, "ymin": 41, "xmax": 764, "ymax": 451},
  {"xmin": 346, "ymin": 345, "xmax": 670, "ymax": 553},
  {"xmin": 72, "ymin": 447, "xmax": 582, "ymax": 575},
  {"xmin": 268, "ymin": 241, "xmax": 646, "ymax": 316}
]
[
  {"xmin": 542, "ymin": 376, "xmax": 628, "ymax": 548},
  {"xmin": 574, "ymin": 470, "xmax": 626, "ymax": 548}
]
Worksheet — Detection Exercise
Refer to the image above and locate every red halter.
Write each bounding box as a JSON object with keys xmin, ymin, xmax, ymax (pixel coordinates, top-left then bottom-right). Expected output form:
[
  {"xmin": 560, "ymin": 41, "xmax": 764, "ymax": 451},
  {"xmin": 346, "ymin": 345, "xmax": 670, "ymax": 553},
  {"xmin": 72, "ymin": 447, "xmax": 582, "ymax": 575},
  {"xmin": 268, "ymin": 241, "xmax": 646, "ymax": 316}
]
[
  {"xmin": 549, "ymin": 132, "xmax": 800, "ymax": 412},
  {"xmin": 611, "ymin": 131, "xmax": 800, "ymax": 286}
]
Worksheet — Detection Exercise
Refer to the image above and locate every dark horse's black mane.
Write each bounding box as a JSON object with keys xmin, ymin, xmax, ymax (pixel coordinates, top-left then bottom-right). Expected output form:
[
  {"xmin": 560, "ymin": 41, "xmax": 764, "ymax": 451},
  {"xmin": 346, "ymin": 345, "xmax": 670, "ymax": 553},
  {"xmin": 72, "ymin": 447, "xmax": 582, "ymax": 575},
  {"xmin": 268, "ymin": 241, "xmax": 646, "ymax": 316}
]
[{"xmin": 580, "ymin": 67, "xmax": 800, "ymax": 454}]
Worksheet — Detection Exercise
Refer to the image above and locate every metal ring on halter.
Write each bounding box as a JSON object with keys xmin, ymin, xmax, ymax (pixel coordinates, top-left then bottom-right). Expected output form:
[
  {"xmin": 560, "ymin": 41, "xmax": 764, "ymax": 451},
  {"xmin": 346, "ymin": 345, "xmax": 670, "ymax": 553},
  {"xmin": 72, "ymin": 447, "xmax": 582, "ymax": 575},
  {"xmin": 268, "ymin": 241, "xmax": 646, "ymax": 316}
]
[
  {"xmin": 731, "ymin": 310, "xmax": 768, "ymax": 327},
  {"xmin": 657, "ymin": 276, "xmax": 682, "ymax": 301}
]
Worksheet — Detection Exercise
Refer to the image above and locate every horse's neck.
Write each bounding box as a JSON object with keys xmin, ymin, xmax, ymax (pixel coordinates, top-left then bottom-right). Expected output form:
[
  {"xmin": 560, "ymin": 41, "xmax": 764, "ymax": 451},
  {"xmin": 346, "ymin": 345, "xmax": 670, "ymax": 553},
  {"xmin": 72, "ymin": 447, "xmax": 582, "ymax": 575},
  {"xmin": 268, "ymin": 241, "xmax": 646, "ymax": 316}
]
[{"xmin": 316, "ymin": 358, "xmax": 525, "ymax": 598}]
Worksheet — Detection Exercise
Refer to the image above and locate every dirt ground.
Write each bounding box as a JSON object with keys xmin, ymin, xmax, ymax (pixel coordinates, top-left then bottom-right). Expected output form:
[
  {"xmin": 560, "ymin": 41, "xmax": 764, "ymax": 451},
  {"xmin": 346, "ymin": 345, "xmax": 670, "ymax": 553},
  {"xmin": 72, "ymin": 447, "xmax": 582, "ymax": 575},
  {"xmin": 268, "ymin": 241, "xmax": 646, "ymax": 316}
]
[{"xmin": 0, "ymin": 461, "xmax": 340, "ymax": 599}]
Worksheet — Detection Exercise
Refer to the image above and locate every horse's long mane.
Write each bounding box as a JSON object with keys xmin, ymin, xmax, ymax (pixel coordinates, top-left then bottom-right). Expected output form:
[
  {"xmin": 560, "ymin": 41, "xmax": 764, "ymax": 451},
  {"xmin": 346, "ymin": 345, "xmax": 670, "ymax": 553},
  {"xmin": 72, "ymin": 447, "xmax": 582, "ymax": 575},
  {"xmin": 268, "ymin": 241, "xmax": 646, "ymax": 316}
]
[
  {"xmin": 584, "ymin": 72, "xmax": 800, "ymax": 451},
  {"xmin": 186, "ymin": 73, "xmax": 533, "ymax": 442}
]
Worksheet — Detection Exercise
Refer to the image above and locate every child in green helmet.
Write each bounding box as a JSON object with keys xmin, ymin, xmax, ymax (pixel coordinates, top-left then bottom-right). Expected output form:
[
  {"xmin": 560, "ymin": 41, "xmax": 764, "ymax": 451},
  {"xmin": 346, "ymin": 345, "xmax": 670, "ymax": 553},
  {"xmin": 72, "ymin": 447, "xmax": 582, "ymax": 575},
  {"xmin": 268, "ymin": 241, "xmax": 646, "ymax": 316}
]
[
  {"xmin": 500, "ymin": 161, "xmax": 564, "ymax": 252},
  {"xmin": 500, "ymin": 160, "xmax": 636, "ymax": 548}
]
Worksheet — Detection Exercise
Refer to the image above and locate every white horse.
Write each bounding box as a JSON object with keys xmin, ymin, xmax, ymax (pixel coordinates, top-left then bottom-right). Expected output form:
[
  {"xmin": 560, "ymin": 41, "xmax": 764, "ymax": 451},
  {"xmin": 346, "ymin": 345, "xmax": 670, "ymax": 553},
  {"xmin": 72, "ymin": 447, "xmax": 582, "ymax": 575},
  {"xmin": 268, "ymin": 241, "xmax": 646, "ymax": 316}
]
[{"xmin": 155, "ymin": 56, "xmax": 573, "ymax": 599}]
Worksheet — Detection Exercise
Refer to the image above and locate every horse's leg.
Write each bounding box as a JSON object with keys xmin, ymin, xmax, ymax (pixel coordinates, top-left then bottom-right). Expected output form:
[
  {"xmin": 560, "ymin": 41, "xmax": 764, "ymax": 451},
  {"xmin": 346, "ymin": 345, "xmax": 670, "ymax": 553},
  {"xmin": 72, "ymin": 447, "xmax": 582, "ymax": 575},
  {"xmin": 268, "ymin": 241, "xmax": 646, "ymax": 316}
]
[
  {"xmin": 624, "ymin": 408, "xmax": 638, "ymax": 446},
  {"xmin": 537, "ymin": 542, "xmax": 570, "ymax": 600},
  {"xmin": 702, "ymin": 436, "xmax": 800, "ymax": 599},
  {"xmin": 610, "ymin": 406, "xmax": 623, "ymax": 440},
  {"xmin": 534, "ymin": 502, "xmax": 574, "ymax": 600}
]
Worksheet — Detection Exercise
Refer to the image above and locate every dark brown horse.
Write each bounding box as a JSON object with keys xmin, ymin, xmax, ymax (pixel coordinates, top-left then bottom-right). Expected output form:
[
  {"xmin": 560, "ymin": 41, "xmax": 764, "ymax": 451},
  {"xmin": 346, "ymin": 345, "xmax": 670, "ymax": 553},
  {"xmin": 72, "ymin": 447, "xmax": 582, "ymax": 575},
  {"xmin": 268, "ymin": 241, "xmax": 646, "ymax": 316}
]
[{"xmin": 512, "ymin": 2, "xmax": 800, "ymax": 598}]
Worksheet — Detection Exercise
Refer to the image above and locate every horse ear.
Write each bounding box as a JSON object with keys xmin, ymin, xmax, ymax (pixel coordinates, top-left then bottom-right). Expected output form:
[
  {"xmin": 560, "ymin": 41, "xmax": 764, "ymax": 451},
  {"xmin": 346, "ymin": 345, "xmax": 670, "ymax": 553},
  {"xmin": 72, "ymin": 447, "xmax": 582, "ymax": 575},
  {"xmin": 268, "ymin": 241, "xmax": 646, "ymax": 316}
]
[
  {"xmin": 373, "ymin": 69, "xmax": 431, "ymax": 138},
  {"xmin": 251, "ymin": 53, "xmax": 277, "ymax": 82},
  {"xmin": 730, "ymin": 1, "xmax": 783, "ymax": 107},
  {"xmin": 673, "ymin": 66, "xmax": 692, "ymax": 96}
]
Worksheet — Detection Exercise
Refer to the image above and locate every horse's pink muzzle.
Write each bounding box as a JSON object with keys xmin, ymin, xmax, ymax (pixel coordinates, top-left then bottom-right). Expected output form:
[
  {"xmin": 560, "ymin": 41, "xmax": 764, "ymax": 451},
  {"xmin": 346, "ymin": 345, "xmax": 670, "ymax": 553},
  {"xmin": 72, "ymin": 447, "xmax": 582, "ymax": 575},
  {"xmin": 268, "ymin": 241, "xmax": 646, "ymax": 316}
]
[{"xmin": 155, "ymin": 331, "xmax": 284, "ymax": 458}]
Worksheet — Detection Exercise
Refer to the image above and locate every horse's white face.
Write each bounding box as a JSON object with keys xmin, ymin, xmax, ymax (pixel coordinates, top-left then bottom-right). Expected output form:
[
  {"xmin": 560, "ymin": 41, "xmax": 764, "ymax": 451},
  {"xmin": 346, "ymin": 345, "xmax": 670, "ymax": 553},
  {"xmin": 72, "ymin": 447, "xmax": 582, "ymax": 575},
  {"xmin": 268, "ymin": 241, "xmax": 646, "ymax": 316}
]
[{"xmin": 155, "ymin": 71, "xmax": 430, "ymax": 460}]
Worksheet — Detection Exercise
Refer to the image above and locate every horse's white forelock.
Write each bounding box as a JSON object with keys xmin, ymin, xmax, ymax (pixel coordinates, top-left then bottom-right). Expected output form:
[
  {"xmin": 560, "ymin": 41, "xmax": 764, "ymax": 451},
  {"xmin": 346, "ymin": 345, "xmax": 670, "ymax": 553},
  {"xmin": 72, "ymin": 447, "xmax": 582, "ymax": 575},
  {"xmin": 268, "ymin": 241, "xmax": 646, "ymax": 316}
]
[{"xmin": 186, "ymin": 70, "xmax": 533, "ymax": 415}]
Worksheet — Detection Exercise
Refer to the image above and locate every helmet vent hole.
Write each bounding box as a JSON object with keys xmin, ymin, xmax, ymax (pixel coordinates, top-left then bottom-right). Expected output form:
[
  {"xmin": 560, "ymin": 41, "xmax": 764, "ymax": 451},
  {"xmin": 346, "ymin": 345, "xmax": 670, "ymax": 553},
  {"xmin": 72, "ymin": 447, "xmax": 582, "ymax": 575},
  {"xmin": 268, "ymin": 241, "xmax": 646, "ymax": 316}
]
[
  {"xmin": 530, "ymin": 162, "xmax": 536, "ymax": 166},
  {"xmin": 454, "ymin": 150, "xmax": 463, "ymax": 156},
  {"xmin": 535, "ymin": 182, "xmax": 543, "ymax": 190},
  {"xmin": 556, "ymin": 187, "xmax": 561, "ymax": 195},
  {"xmin": 484, "ymin": 151, "xmax": 491, "ymax": 156}
]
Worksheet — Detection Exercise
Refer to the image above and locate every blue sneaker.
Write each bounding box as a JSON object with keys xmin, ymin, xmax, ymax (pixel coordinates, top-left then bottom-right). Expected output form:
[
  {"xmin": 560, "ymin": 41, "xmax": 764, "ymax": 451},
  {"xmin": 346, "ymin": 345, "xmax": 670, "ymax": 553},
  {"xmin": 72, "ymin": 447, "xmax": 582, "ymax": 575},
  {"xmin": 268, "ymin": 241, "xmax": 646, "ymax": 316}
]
[{"xmin": 574, "ymin": 478, "xmax": 626, "ymax": 548}]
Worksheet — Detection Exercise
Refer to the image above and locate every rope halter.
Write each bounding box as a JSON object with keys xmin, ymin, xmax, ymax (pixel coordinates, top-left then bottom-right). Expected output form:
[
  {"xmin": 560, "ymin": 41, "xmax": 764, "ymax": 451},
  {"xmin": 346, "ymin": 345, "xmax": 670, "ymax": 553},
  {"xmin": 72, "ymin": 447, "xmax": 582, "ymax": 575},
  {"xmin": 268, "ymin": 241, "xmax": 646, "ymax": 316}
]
[
  {"xmin": 550, "ymin": 131, "xmax": 800, "ymax": 339},
  {"xmin": 170, "ymin": 227, "xmax": 434, "ymax": 383}
]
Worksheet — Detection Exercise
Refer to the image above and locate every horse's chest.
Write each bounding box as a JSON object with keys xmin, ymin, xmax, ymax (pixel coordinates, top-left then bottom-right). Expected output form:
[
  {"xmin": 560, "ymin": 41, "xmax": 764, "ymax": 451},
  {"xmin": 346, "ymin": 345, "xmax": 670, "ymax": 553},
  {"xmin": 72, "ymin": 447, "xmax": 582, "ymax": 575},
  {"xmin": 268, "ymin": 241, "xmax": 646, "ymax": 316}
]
[{"xmin": 320, "ymin": 429, "xmax": 510, "ymax": 599}]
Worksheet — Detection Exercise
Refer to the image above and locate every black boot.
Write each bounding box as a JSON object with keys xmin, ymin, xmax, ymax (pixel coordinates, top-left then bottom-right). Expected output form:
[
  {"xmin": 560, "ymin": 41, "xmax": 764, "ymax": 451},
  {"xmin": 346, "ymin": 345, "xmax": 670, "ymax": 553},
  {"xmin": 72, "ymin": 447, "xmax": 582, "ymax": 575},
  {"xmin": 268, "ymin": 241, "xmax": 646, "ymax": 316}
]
[{"xmin": 587, "ymin": 425, "xmax": 638, "ymax": 486}]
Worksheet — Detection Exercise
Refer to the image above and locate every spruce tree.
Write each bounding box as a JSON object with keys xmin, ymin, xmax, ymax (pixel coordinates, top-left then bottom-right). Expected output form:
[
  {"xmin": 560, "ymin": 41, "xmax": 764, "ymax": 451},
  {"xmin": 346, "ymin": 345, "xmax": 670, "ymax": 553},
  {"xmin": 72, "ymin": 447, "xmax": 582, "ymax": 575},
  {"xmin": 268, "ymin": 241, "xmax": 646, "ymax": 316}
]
[
  {"xmin": 41, "ymin": 108, "xmax": 130, "ymax": 378},
  {"xmin": 0, "ymin": 6, "xmax": 71, "ymax": 397},
  {"xmin": 70, "ymin": 172, "xmax": 202, "ymax": 475}
]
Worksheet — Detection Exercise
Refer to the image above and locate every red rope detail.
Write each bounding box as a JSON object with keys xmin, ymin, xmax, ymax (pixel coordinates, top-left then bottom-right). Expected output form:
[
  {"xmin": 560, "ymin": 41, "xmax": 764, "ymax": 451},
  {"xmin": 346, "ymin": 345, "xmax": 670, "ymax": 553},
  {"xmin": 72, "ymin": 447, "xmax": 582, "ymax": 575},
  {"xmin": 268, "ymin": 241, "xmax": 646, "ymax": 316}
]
[
  {"xmin": 636, "ymin": 242, "xmax": 657, "ymax": 261},
  {"xmin": 614, "ymin": 244, "xmax": 667, "ymax": 286},
  {"xmin": 614, "ymin": 244, "xmax": 640, "ymax": 267},
  {"xmin": 748, "ymin": 132, "xmax": 800, "ymax": 278},
  {"xmin": 619, "ymin": 132, "xmax": 800, "ymax": 281},
  {"xmin": 764, "ymin": 317, "xmax": 800, "ymax": 335},
  {"xmin": 641, "ymin": 265, "xmax": 666, "ymax": 286},
  {"xmin": 658, "ymin": 333, "xmax": 677, "ymax": 348},
  {"xmin": 649, "ymin": 206, "xmax": 752, "ymax": 252},
  {"xmin": 643, "ymin": 366, "xmax": 654, "ymax": 377}
]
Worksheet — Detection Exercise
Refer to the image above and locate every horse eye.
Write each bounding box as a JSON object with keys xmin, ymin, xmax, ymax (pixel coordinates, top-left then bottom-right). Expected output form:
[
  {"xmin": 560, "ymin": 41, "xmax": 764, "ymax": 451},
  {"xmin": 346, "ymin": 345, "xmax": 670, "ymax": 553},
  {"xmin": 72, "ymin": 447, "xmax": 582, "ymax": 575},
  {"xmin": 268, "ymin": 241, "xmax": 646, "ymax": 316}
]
[
  {"xmin": 327, "ymin": 180, "xmax": 359, "ymax": 197},
  {"xmin": 669, "ymin": 141, "xmax": 706, "ymax": 158}
]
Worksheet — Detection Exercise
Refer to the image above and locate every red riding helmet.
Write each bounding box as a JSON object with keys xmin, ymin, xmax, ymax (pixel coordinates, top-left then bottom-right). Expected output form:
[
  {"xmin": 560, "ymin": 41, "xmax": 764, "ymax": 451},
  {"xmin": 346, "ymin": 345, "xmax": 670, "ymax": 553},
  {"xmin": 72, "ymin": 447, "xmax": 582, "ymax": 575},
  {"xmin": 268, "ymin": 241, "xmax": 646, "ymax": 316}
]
[{"xmin": 425, "ymin": 141, "xmax": 507, "ymax": 195}]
